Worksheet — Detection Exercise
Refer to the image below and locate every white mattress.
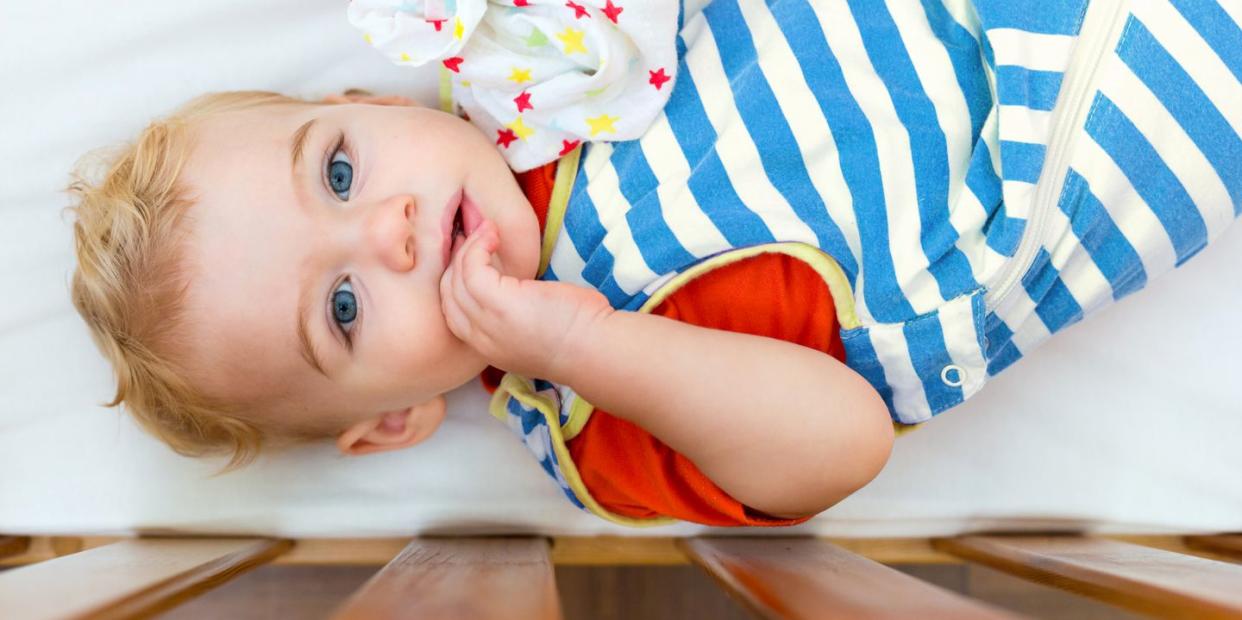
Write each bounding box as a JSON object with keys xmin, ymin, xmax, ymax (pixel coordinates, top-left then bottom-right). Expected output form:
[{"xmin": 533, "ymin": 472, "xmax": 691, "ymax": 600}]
[{"xmin": 2, "ymin": 0, "xmax": 1239, "ymax": 538}]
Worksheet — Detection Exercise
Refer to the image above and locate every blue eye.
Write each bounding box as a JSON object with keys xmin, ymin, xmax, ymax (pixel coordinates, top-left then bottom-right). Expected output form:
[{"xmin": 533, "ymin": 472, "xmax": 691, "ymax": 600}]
[
  {"xmin": 327, "ymin": 149, "xmax": 353, "ymax": 200},
  {"xmin": 331, "ymin": 279, "xmax": 358, "ymax": 336}
]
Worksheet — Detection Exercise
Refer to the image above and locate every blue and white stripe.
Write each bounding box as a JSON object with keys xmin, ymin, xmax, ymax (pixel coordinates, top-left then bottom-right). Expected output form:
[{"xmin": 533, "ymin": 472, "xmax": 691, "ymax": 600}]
[
  {"xmin": 498, "ymin": 377, "xmax": 586, "ymax": 509},
  {"xmin": 493, "ymin": 0, "xmax": 1240, "ymax": 507},
  {"xmin": 986, "ymin": 0, "xmax": 1242, "ymax": 375}
]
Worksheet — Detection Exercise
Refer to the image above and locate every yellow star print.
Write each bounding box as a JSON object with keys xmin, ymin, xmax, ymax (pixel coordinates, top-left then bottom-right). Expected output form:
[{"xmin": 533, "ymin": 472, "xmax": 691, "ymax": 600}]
[
  {"xmin": 507, "ymin": 117, "xmax": 534, "ymax": 140},
  {"xmin": 400, "ymin": 52, "xmax": 411, "ymax": 62},
  {"xmin": 454, "ymin": 17, "xmax": 464, "ymax": 40},
  {"xmin": 586, "ymin": 114, "xmax": 619, "ymax": 137},
  {"xmin": 364, "ymin": 33, "xmax": 373, "ymax": 45},
  {"xmin": 557, "ymin": 27, "xmax": 587, "ymax": 55},
  {"xmin": 508, "ymin": 67, "xmax": 533, "ymax": 84}
]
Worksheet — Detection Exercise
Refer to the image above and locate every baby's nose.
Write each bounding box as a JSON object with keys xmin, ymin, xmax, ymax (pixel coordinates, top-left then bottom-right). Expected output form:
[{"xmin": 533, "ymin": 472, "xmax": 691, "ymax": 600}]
[{"xmin": 367, "ymin": 194, "xmax": 418, "ymax": 272}]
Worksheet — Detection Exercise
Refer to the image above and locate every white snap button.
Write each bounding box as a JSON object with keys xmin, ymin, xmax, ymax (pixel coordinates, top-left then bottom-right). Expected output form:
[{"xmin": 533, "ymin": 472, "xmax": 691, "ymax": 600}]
[{"xmin": 940, "ymin": 364, "xmax": 965, "ymax": 387}]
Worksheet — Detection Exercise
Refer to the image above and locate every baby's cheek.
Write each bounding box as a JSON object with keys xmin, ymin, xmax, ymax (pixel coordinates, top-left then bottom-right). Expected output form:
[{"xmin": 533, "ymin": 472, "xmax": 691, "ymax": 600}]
[{"xmin": 400, "ymin": 314, "xmax": 459, "ymax": 367}]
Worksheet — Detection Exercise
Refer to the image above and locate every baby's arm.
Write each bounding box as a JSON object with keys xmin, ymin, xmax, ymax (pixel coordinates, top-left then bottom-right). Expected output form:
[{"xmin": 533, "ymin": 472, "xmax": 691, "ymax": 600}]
[
  {"xmin": 550, "ymin": 310, "xmax": 895, "ymax": 519},
  {"xmin": 439, "ymin": 222, "xmax": 891, "ymax": 517}
]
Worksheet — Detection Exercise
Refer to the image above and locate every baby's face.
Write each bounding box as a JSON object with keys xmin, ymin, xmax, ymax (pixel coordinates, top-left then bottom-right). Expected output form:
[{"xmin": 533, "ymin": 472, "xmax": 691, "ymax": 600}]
[{"xmin": 178, "ymin": 101, "xmax": 541, "ymax": 435}]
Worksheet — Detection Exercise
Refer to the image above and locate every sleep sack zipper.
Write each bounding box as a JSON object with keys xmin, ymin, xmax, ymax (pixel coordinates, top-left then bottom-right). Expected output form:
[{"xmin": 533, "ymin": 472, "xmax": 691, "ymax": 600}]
[{"xmin": 983, "ymin": 0, "xmax": 1132, "ymax": 310}]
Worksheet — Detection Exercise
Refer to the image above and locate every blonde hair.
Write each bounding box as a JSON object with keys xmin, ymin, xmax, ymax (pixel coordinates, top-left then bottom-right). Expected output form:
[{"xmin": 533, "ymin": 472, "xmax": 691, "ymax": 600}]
[{"xmin": 67, "ymin": 90, "xmax": 329, "ymax": 473}]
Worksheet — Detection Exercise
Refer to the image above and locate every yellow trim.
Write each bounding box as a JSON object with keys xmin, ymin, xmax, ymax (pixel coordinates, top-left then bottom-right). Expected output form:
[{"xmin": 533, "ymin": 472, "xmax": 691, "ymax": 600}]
[
  {"xmin": 537, "ymin": 144, "xmax": 587, "ymax": 440},
  {"xmin": 560, "ymin": 396, "xmax": 594, "ymax": 441},
  {"xmin": 487, "ymin": 375, "xmax": 520, "ymax": 424},
  {"xmin": 438, "ymin": 66, "xmax": 453, "ymax": 114},
  {"xmin": 488, "ymin": 374, "xmax": 678, "ymax": 527},
  {"xmin": 537, "ymin": 145, "xmax": 581, "ymax": 278},
  {"xmin": 634, "ymin": 242, "xmax": 860, "ymax": 330}
]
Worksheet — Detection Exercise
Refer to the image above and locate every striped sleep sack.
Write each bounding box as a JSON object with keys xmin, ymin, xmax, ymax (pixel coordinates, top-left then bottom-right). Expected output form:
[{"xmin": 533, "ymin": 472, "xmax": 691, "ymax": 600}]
[{"xmin": 484, "ymin": 0, "xmax": 1241, "ymax": 521}]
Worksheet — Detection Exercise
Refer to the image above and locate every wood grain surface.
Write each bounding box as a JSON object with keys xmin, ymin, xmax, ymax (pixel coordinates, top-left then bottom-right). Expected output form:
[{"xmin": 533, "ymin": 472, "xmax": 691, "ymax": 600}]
[
  {"xmin": 331, "ymin": 537, "xmax": 562, "ymax": 620},
  {"xmin": 0, "ymin": 536, "xmax": 30, "ymax": 559},
  {"xmin": 934, "ymin": 535, "xmax": 1242, "ymax": 619},
  {"xmin": 680, "ymin": 537, "xmax": 1026, "ymax": 620},
  {"xmin": 1184, "ymin": 535, "xmax": 1242, "ymax": 560},
  {"xmin": 0, "ymin": 537, "xmax": 292, "ymax": 620}
]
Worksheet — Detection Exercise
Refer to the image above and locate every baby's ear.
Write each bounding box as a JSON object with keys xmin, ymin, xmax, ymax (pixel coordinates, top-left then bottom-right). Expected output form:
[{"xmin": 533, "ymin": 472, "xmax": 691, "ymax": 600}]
[
  {"xmin": 322, "ymin": 91, "xmax": 420, "ymax": 107},
  {"xmin": 336, "ymin": 395, "xmax": 447, "ymax": 456}
]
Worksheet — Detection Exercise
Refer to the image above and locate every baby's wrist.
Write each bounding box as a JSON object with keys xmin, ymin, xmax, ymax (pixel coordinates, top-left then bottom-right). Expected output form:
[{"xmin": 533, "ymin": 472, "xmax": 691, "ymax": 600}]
[{"xmin": 542, "ymin": 304, "xmax": 614, "ymax": 385}]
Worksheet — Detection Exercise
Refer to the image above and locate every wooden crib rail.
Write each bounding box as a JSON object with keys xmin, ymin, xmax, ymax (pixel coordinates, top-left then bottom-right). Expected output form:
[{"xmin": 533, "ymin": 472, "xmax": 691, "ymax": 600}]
[
  {"xmin": 1185, "ymin": 534, "xmax": 1242, "ymax": 560},
  {"xmin": 680, "ymin": 537, "xmax": 1025, "ymax": 619},
  {"xmin": 0, "ymin": 536, "xmax": 30, "ymax": 559},
  {"xmin": 933, "ymin": 535, "xmax": 1242, "ymax": 619},
  {"xmin": 3, "ymin": 533, "xmax": 1242, "ymax": 619},
  {"xmin": 331, "ymin": 537, "xmax": 561, "ymax": 620},
  {"xmin": 0, "ymin": 538, "xmax": 291, "ymax": 620}
]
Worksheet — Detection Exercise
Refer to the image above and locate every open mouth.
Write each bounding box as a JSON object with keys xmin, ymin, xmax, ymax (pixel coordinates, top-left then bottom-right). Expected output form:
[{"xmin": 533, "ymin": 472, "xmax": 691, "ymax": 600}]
[
  {"xmin": 451, "ymin": 204, "xmax": 465, "ymax": 241},
  {"xmin": 442, "ymin": 192, "xmax": 464, "ymax": 268},
  {"xmin": 442, "ymin": 189, "xmax": 483, "ymax": 268},
  {"xmin": 447, "ymin": 205, "xmax": 465, "ymax": 260}
]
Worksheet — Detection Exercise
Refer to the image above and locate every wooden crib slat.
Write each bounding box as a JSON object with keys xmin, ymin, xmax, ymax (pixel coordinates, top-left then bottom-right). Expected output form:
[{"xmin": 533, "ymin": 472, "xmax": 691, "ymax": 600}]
[
  {"xmin": 0, "ymin": 536, "xmax": 30, "ymax": 559},
  {"xmin": 680, "ymin": 537, "xmax": 1024, "ymax": 620},
  {"xmin": 331, "ymin": 537, "xmax": 562, "ymax": 620},
  {"xmin": 1185, "ymin": 535, "xmax": 1242, "ymax": 560},
  {"xmin": 934, "ymin": 535, "xmax": 1242, "ymax": 619},
  {"xmin": 0, "ymin": 537, "xmax": 291, "ymax": 620}
]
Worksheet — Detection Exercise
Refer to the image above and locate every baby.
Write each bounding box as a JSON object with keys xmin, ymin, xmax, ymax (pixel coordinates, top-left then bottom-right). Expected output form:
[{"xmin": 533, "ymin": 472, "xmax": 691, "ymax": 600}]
[
  {"xmin": 67, "ymin": 87, "xmax": 893, "ymax": 525},
  {"xmin": 68, "ymin": 0, "xmax": 1240, "ymax": 527}
]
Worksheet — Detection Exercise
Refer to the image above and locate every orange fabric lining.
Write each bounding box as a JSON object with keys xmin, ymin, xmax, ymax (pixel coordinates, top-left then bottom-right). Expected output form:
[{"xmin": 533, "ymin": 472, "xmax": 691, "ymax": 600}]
[
  {"xmin": 481, "ymin": 162, "xmax": 843, "ymax": 526},
  {"xmin": 514, "ymin": 157, "xmax": 557, "ymax": 238}
]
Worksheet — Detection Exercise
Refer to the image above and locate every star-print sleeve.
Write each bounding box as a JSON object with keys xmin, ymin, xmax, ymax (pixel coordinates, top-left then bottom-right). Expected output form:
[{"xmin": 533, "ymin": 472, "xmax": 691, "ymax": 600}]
[
  {"xmin": 348, "ymin": 0, "xmax": 680, "ymax": 171},
  {"xmin": 564, "ymin": 251, "xmax": 847, "ymax": 526}
]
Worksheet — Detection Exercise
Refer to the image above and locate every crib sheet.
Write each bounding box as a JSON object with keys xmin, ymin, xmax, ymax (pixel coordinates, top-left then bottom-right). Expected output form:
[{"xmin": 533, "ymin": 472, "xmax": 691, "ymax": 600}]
[{"xmin": 1, "ymin": 0, "xmax": 1239, "ymax": 538}]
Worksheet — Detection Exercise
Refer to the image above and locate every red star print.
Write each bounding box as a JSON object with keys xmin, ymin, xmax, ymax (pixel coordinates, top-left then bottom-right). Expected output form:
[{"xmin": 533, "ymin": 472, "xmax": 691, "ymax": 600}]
[
  {"xmin": 442, "ymin": 56, "xmax": 464, "ymax": 72},
  {"xmin": 514, "ymin": 0, "xmax": 529, "ymax": 5},
  {"xmin": 648, "ymin": 67, "xmax": 671, "ymax": 90},
  {"xmin": 559, "ymin": 139, "xmax": 581, "ymax": 156},
  {"xmin": 496, "ymin": 128, "xmax": 518, "ymax": 148},
  {"xmin": 602, "ymin": 0, "xmax": 623, "ymax": 23},
  {"xmin": 566, "ymin": 0, "xmax": 590, "ymax": 19},
  {"xmin": 513, "ymin": 91, "xmax": 534, "ymax": 113},
  {"xmin": 427, "ymin": 18, "xmax": 446, "ymax": 31}
]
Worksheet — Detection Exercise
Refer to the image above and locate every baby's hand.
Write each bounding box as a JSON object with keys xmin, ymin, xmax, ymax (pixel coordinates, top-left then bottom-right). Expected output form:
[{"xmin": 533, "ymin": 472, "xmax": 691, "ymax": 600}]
[{"xmin": 440, "ymin": 219, "xmax": 613, "ymax": 381}]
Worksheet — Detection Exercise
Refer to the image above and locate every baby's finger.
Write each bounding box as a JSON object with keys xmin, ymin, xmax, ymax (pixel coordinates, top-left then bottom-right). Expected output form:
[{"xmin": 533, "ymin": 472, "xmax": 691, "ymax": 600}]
[
  {"xmin": 440, "ymin": 266, "xmax": 474, "ymax": 341},
  {"xmin": 462, "ymin": 223, "xmax": 504, "ymax": 307},
  {"xmin": 451, "ymin": 231, "xmax": 487, "ymax": 322},
  {"xmin": 462, "ymin": 224, "xmax": 499, "ymax": 299}
]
